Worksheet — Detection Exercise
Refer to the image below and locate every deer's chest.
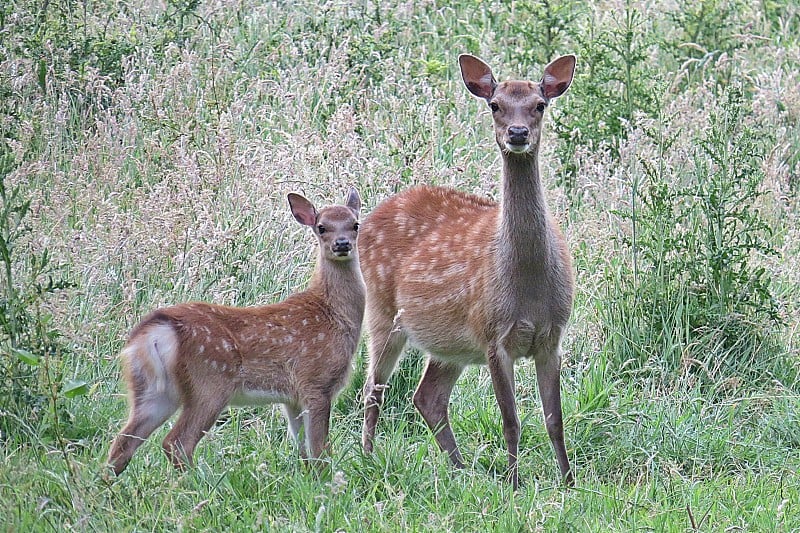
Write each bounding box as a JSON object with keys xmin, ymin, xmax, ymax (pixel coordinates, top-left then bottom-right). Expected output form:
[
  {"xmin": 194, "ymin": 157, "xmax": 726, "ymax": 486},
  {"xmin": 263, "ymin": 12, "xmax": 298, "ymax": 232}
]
[{"xmin": 491, "ymin": 287, "xmax": 570, "ymax": 359}]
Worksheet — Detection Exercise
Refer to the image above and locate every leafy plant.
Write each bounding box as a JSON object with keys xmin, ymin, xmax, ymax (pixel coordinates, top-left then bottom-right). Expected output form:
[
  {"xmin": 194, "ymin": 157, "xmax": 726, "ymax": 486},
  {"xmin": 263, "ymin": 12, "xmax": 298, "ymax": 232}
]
[
  {"xmin": 666, "ymin": 0, "xmax": 750, "ymax": 88},
  {"xmin": 601, "ymin": 85, "xmax": 787, "ymax": 390},
  {"xmin": 552, "ymin": 0, "xmax": 664, "ymax": 205},
  {"xmin": 0, "ymin": 110, "xmax": 80, "ymax": 445},
  {"xmin": 508, "ymin": 0, "xmax": 585, "ymax": 67}
]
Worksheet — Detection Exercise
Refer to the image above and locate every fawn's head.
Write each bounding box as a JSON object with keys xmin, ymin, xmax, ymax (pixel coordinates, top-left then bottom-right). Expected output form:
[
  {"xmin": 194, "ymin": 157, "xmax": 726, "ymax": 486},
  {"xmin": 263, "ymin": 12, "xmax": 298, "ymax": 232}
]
[
  {"xmin": 459, "ymin": 54, "xmax": 576, "ymax": 156},
  {"xmin": 288, "ymin": 188, "xmax": 362, "ymax": 262}
]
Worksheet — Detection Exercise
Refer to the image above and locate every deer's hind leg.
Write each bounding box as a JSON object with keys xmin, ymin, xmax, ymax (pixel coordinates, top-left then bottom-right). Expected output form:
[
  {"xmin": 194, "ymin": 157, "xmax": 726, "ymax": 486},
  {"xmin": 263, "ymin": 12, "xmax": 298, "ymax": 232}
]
[
  {"xmin": 161, "ymin": 394, "xmax": 229, "ymax": 470},
  {"xmin": 362, "ymin": 310, "xmax": 408, "ymax": 453},
  {"xmin": 413, "ymin": 358, "xmax": 465, "ymax": 467},
  {"xmin": 107, "ymin": 372, "xmax": 179, "ymax": 475}
]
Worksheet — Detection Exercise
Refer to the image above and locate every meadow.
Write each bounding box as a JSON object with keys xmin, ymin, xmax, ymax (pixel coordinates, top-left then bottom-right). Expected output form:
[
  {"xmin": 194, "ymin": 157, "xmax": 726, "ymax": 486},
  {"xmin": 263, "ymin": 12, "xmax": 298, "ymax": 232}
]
[{"xmin": 1, "ymin": 0, "xmax": 799, "ymax": 530}]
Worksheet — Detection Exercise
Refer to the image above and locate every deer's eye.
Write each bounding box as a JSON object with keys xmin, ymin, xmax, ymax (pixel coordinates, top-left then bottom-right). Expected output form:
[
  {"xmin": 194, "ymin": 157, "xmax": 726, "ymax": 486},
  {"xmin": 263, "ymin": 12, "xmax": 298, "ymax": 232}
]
[
  {"xmin": 353, "ymin": 222, "xmax": 360, "ymax": 231},
  {"xmin": 317, "ymin": 225, "xmax": 326, "ymax": 234},
  {"xmin": 536, "ymin": 102, "xmax": 546, "ymax": 113},
  {"xmin": 489, "ymin": 102, "xmax": 500, "ymax": 113}
]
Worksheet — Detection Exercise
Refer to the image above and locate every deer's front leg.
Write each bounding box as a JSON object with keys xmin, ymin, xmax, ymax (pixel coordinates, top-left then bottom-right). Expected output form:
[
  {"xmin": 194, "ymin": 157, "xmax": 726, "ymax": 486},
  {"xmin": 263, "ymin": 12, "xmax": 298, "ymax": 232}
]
[
  {"xmin": 486, "ymin": 342, "xmax": 520, "ymax": 489},
  {"xmin": 534, "ymin": 342, "xmax": 573, "ymax": 485}
]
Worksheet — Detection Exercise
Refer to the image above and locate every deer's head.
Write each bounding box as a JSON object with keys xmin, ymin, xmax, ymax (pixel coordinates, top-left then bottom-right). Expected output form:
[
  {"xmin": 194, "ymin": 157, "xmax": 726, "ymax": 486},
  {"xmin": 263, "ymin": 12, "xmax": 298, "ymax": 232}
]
[
  {"xmin": 289, "ymin": 188, "xmax": 362, "ymax": 262},
  {"xmin": 459, "ymin": 54, "xmax": 576, "ymax": 156}
]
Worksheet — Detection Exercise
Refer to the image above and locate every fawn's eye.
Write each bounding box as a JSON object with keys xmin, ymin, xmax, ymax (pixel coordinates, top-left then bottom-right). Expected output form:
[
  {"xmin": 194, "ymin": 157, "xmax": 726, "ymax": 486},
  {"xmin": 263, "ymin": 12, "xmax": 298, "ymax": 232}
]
[
  {"xmin": 353, "ymin": 222, "xmax": 360, "ymax": 231},
  {"xmin": 317, "ymin": 225, "xmax": 326, "ymax": 234},
  {"xmin": 536, "ymin": 102, "xmax": 546, "ymax": 113},
  {"xmin": 489, "ymin": 102, "xmax": 500, "ymax": 113}
]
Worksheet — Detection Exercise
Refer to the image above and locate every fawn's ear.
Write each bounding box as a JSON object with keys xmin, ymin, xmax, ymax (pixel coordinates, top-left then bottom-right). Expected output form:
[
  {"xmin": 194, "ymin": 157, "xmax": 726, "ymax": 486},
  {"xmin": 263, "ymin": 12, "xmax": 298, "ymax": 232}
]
[
  {"xmin": 541, "ymin": 54, "xmax": 576, "ymax": 100},
  {"xmin": 345, "ymin": 188, "xmax": 361, "ymax": 215},
  {"xmin": 288, "ymin": 193, "xmax": 317, "ymax": 226},
  {"xmin": 459, "ymin": 54, "xmax": 497, "ymax": 101}
]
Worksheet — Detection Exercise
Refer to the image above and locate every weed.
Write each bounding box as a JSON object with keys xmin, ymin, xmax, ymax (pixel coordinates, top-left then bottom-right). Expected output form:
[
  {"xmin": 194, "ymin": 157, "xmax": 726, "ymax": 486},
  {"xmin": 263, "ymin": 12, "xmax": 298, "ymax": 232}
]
[
  {"xmin": 0, "ymin": 167, "xmax": 77, "ymax": 444},
  {"xmin": 601, "ymin": 85, "xmax": 790, "ymax": 391},
  {"xmin": 552, "ymin": 0, "xmax": 665, "ymax": 206}
]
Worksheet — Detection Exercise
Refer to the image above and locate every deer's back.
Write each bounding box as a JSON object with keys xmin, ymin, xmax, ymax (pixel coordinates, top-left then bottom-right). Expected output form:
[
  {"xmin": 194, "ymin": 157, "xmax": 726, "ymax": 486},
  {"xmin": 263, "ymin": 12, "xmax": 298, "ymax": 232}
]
[
  {"xmin": 133, "ymin": 296, "xmax": 359, "ymax": 404},
  {"xmin": 360, "ymin": 186, "xmax": 501, "ymax": 360}
]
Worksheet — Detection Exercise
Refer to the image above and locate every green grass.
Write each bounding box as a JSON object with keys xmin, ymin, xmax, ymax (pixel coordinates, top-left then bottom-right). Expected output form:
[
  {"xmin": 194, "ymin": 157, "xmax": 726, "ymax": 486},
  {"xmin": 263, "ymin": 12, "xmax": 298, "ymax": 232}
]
[{"xmin": 2, "ymin": 0, "xmax": 799, "ymax": 530}]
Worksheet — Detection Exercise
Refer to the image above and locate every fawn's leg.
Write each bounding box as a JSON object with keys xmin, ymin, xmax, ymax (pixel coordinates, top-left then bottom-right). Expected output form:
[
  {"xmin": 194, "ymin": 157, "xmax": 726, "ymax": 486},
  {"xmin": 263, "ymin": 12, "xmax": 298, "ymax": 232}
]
[
  {"xmin": 412, "ymin": 358, "xmax": 465, "ymax": 467},
  {"xmin": 107, "ymin": 387, "xmax": 178, "ymax": 475},
  {"xmin": 304, "ymin": 398, "xmax": 332, "ymax": 462},
  {"xmin": 283, "ymin": 404, "xmax": 307, "ymax": 459},
  {"xmin": 161, "ymin": 396, "xmax": 227, "ymax": 470}
]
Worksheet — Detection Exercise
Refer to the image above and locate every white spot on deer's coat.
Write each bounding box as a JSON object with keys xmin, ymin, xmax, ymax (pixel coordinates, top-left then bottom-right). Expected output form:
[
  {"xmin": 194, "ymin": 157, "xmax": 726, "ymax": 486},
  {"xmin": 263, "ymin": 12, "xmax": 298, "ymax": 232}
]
[
  {"xmin": 317, "ymin": 332, "xmax": 326, "ymax": 341},
  {"xmin": 198, "ymin": 345, "xmax": 205, "ymax": 354},
  {"xmin": 222, "ymin": 339, "xmax": 232, "ymax": 351},
  {"xmin": 210, "ymin": 360, "xmax": 218, "ymax": 370}
]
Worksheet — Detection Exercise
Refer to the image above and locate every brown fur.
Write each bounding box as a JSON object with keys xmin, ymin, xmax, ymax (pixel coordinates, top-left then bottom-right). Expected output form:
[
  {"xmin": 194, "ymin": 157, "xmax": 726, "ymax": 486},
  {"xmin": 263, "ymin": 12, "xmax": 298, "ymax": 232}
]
[
  {"xmin": 107, "ymin": 189, "xmax": 365, "ymax": 475},
  {"xmin": 360, "ymin": 55, "xmax": 577, "ymax": 488}
]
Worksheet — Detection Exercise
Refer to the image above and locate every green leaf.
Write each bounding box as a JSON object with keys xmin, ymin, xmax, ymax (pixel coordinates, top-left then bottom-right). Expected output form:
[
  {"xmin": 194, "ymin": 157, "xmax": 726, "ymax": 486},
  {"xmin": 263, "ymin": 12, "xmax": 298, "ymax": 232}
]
[
  {"xmin": 63, "ymin": 379, "xmax": 89, "ymax": 398},
  {"xmin": 37, "ymin": 59, "xmax": 47, "ymax": 95},
  {"xmin": 13, "ymin": 348, "xmax": 39, "ymax": 366}
]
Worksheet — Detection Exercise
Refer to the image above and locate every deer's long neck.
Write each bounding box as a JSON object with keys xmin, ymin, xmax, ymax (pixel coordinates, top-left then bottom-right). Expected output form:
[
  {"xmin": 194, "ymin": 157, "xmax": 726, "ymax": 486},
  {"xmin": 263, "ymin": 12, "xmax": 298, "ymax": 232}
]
[
  {"xmin": 497, "ymin": 149, "xmax": 553, "ymax": 271},
  {"xmin": 308, "ymin": 256, "xmax": 366, "ymax": 327}
]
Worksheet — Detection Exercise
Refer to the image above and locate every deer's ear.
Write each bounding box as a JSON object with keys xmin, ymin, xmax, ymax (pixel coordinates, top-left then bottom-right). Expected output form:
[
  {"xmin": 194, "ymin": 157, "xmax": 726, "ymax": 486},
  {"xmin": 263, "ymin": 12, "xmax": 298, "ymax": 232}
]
[
  {"xmin": 459, "ymin": 54, "xmax": 497, "ymax": 101},
  {"xmin": 288, "ymin": 193, "xmax": 317, "ymax": 226},
  {"xmin": 345, "ymin": 188, "xmax": 361, "ymax": 215},
  {"xmin": 541, "ymin": 54, "xmax": 576, "ymax": 100}
]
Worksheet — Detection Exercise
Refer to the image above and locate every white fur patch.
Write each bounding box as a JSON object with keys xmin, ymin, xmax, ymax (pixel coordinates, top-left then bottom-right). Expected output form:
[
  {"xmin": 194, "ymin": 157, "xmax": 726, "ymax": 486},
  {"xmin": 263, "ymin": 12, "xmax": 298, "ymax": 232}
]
[{"xmin": 230, "ymin": 388, "xmax": 291, "ymax": 406}]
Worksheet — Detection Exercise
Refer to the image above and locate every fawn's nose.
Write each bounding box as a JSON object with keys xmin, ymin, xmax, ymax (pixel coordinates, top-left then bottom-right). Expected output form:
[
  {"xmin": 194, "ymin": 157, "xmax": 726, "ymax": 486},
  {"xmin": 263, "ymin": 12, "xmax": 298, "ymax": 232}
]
[
  {"xmin": 508, "ymin": 126, "xmax": 529, "ymax": 144},
  {"xmin": 332, "ymin": 238, "xmax": 352, "ymax": 255}
]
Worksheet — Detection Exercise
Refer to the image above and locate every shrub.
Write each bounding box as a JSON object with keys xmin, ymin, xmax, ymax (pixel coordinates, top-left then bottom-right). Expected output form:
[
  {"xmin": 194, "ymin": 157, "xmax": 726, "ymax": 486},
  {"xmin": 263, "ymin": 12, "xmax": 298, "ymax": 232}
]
[{"xmin": 601, "ymin": 85, "xmax": 789, "ymax": 391}]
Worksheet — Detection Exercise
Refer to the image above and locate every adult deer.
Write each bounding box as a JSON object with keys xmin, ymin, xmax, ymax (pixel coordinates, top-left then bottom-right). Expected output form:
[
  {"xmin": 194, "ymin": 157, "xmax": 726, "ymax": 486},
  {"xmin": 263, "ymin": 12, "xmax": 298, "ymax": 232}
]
[
  {"xmin": 107, "ymin": 189, "xmax": 365, "ymax": 475},
  {"xmin": 359, "ymin": 54, "xmax": 576, "ymax": 488}
]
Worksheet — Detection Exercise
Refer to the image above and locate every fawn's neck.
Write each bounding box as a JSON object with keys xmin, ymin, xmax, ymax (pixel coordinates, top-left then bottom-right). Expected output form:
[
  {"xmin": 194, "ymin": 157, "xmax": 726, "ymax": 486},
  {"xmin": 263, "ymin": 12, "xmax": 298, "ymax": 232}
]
[
  {"xmin": 498, "ymin": 149, "xmax": 552, "ymax": 260},
  {"xmin": 307, "ymin": 255, "xmax": 366, "ymax": 327}
]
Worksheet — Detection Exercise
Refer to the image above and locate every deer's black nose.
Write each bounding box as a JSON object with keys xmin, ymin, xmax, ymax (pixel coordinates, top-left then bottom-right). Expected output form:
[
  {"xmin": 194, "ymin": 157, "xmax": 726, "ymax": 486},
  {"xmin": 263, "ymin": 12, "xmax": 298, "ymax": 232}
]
[
  {"xmin": 332, "ymin": 238, "xmax": 352, "ymax": 254},
  {"xmin": 508, "ymin": 126, "xmax": 529, "ymax": 144}
]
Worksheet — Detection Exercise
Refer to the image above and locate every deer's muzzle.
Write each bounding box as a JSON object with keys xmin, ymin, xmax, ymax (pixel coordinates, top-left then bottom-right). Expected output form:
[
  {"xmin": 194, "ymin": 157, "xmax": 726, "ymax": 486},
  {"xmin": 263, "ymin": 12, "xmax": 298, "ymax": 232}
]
[{"xmin": 332, "ymin": 239, "xmax": 352, "ymax": 256}]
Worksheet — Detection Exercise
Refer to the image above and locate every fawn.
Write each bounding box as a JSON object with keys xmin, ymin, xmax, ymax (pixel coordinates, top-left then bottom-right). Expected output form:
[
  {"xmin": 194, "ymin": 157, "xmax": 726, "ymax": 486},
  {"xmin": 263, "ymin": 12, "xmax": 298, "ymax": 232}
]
[
  {"xmin": 359, "ymin": 55, "xmax": 576, "ymax": 488},
  {"xmin": 107, "ymin": 189, "xmax": 365, "ymax": 475}
]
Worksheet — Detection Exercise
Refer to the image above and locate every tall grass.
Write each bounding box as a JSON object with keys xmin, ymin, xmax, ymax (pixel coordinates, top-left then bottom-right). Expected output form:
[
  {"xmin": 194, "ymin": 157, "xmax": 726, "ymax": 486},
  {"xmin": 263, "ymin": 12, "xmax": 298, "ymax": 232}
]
[{"xmin": 1, "ymin": 0, "xmax": 798, "ymax": 530}]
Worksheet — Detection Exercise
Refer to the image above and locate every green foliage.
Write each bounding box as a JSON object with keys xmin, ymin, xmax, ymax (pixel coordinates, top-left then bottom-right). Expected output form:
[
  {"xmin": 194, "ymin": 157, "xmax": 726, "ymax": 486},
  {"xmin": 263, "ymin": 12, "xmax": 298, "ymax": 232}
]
[
  {"xmin": 0, "ymin": 0, "xmax": 798, "ymax": 530},
  {"xmin": 601, "ymin": 86, "xmax": 789, "ymax": 390},
  {"xmin": 666, "ymin": 0, "xmax": 751, "ymax": 87},
  {"xmin": 509, "ymin": 0, "xmax": 586, "ymax": 67},
  {"xmin": 158, "ymin": 0, "xmax": 204, "ymax": 50},
  {"xmin": 7, "ymin": 0, "xmax": 137, "ymax": 88},
  {"xmin": 761, "ymin": 2, "xmax": 800, "ymax": 46},
  {"xmin": 552, "ymin": 1, "xmax": 665, "ymax": 202},
  {"xmin": 0, "ymin": 66, "xmax": 79, "ymax": 444},
  {"xmin": 0, "ymin": 175, "xmax": 78, "ymax": 444}
]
